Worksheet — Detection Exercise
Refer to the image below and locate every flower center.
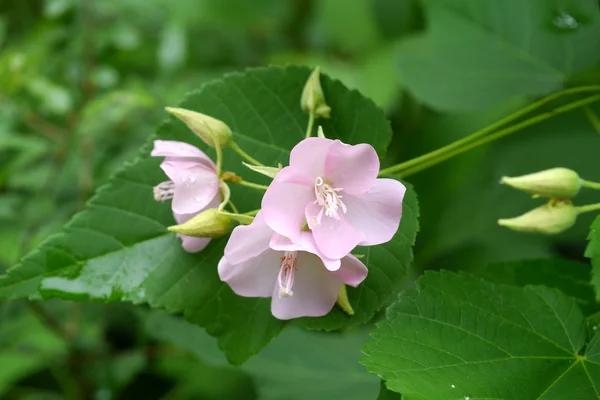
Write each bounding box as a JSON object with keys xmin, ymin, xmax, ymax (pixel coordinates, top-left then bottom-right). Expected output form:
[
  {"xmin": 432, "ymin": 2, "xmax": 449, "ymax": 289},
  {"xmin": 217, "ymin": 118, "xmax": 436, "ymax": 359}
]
[
  {"xmin": 153, "ymin": 180, "xmax": 175, "ymax": 202},
  {"xmin": 277, "ymin": 251, "xmax": 298, "ymax": 298},
  {"xmin": 313, "ymin": 177, "xmax": 347, "ymax": 224}
]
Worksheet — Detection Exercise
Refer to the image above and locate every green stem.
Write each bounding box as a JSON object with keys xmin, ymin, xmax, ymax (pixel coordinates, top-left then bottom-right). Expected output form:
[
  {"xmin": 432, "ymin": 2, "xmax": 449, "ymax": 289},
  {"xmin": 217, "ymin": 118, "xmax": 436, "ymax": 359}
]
[
  {"xmin": 228, "ymin": 141, "xmax": 264, "ymax": 166},
  {"xmin": 214, "ymin": 134, "xmax": 223, "ymax": 176},
  {"xmin": 218, "ymin": 181, "xmax": 231, "ymax": 211},
  {"xmin": 379, "ymin": 86, "xmax": 600, "ymax": 176},
  {"xmin": 305, "ymin": 112, "xmax": 315, "ymax": 138},
  {"xmin": 576, "ymin": 203, "xmax": 600, "ymax": 215},
  {"xmin": 235, "ymin": 180, "xmax": 269, "ymax": 191},
  {"xmin": 582, "ymin": 180, "xmax": 600, "ymax": 190},
  {"xmin": 242, "ymin": 209, "xmax": 259, "ymax": 216},
  {"xmin": 219, "ymin": 211, "xmax": 254, "ymax": 225},
  {"xmin": 396, "ymin": 93, "xmax": 600, "ymax": 178}
]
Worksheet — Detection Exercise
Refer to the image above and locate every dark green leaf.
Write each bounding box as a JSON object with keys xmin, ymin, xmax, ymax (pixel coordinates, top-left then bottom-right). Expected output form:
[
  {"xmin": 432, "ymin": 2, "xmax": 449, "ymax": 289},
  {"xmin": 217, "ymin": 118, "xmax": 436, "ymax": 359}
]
[
  {"xmin": 396, "ymin": 0, "xmax": 600, "ymax": 110},
  {"xmin": 362, "ymin": 271, "xmax": 600, "ymax": 399},
  {"xmin": 586, "ymin": 215, "xmax": 600, "ymax": 301},
  {"xmin": 469, "ymin": 258, "xmax": 599, "ymax": 315}
]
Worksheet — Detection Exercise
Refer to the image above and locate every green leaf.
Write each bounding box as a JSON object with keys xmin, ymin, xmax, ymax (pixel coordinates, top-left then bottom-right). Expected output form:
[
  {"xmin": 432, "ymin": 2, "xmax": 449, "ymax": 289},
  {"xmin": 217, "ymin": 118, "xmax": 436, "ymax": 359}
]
[
  {"xmin": 396, "ymin": 0, "xmax": 600, "ymax": 110},
  {"xmin": 0, "ymin": 66, "xmax": 416, "ymax": 364},
  {"xmin": 362, "ymin": 271, "xmax": 600, "ymax": 400},
  {"xmin": 146, "ymin": 311, "xmax": 380, "ymax": 400},
  {"xmin": 468, "ymin": 258, "xmax": 599, "ymax": 316},
  {"xmin": 587, "ymin": 215, "xmax": 600, "ymax": 301}
]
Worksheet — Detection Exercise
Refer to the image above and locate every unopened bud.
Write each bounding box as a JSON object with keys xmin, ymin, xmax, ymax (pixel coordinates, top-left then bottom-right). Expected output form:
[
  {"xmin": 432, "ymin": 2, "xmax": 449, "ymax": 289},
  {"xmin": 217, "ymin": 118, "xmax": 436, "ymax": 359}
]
[
  {"xmin": 336, "ymin": 284, "xmax": 354, "ymax": 316},
  {"xmin": 166, "ymin": 107, "xmax": 232, "ymax": 148},
  {"xmin": 301, "ymin": 67, "xmax": 331, "ymax": 118},
  {"xmin": 498, "ymin": 202, "xmax": 577, "ymax": 235},
  {"xmin": 168, "ymin": 208, "xmax": 233, "ymax": 238},
  {"xmin": 501, "ymin": 168, "xmax": 581, "ymax": 199}
]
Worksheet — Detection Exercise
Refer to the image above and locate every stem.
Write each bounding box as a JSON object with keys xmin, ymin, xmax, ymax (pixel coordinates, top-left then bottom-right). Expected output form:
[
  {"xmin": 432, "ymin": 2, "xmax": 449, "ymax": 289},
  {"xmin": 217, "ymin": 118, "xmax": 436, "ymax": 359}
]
[
  {"xmin": 218, "ymin": 181, "xmax": 231, "ymax": 211},
  {"xmin": 234, "ymin": 180, "xmax": 269, "ymax": 191},
  {"xmin": 305, "ymin": 112, "xmax": 315, "ymax": 138},
  {"xmin": 214, "ymin": 133, "xmax": 223, "ymax": 176},
  {"xmin": 576, "ymin": 203, "xmax": 600, "ymax": 214},
  {"xmin": 396, "ymin": 94, "xmax": 600, "ymax": 178},
  {"xmin": 242, "ymin": 209, "xmax": 259, "ymax": 216},
  {"xmin": 219, "ymin": 211, "xmax": 254, "ymax": 225},
  {"xmin": 380, "ymin": 86, "xmax": 600, "ymax": 176},
  {"xmin": 228, "ymin": 141, "xmax": 264, "ymax": 166},
  {"xmin": 582, "ymin": 180, "xmax": 600, "ymax": 190}
]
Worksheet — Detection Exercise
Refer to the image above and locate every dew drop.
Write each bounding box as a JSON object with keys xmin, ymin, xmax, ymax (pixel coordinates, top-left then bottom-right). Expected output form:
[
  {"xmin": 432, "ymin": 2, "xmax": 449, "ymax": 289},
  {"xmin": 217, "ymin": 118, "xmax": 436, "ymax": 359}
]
[
  {"xmin": 189, "ymin": 176, "xmax": 196, "ymax": 183},
  {"xmin": 547, "ymin": 9, "xmax": 592, "ymax": 34},
  {"xmin": 195, "ymin": 196, "xmax": 203, "ymax": 202},
  {"xmin": 451, "ymin": 385, "xmax": 456, "ymax": 389},
  {"xmin": 553, "ymin": 12, "xmax": 579, "ymax": 30}
]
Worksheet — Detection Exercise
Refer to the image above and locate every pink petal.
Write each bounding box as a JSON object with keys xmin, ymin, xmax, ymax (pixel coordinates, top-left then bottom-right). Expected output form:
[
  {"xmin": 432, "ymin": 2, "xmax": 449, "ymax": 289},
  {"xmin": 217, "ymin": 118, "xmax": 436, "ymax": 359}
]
[
  {"xmin": 289, "ymin": 137, "xmax": 333, "ymax": 179},
  {"xmin": 224, "ymin": 212, "xmax": 274, "ymax": 264},
  {"xmin": 270, "ymin": 252, "xmax": 341, "ymax": 320},
  {"xmin": 261, "ymin": 167, "xmax": 314, "ymax": 242},
  {"xmin": 218, "ymin": 250, "xmax": 281, "ymax": 297},
  {"xmin": 325, "ymin": 140, "xmax": 379, "ymax": 196},
  {"xmin": 161, "ymin": 162, "xmax": 220, "ymax": 215},
  {"xmin": 269, "ymin": 232, "xmax": 341, "ymax": 271},
  {"xmin": 152, "ymin": 140, "xmax": 215, "ymax": 170},
  {"xmin": 344, "ymin": 178, "xmax": 406, "ymax": 246},
  {"xmin": 305, "ymin": 202, "xmax": 364, "ymax": 260},
  {"xmin": 332, "ymin": 254, "xmax": 368, "ymax": 287}
]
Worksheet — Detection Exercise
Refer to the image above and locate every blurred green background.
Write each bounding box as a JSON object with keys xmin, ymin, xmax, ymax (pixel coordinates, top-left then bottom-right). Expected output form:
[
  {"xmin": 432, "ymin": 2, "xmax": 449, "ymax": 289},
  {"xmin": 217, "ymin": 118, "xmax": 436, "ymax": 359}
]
[{"xmin": 1, "ymin": 0, "xmax": 600, "ymax": 398}]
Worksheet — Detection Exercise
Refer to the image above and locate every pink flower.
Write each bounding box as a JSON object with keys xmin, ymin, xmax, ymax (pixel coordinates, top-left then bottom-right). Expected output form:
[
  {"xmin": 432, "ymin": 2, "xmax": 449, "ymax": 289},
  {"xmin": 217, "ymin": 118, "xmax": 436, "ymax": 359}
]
[
  {"xmin": 261, "ymin": 138, "xmax": 406, "ymax": 259},
  {"xmin": 151, "ymin": 140, "xmax": 221, "ymax": 252},
  {"xmin": 218, "ymin": 212, "xmax": 368, "ymax": 320}
]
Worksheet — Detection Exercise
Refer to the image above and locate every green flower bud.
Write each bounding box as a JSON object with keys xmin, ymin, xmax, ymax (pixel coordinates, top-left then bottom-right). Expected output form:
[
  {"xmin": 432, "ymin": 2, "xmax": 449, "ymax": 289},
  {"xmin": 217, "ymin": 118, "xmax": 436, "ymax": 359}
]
[
  {"xmin": 501, "ymin": 168, "xmax": 581, "ymax": 199},
  {"xmin": 166, "ymin": 107, "xmax": 232, "ymax": 148},
  {"xmin": 168, "ymin": 208, "xmax": 233, "ymax": 238},
  {"xmin": 301, "ymin": 67, "xmax": 331, "ymax": 118},
  {"xmin": 498, "ymin": 202, "xmax": 577, "ymax": 235},
  {"xmin": 336, "ymin": 284, "xmax": 354, "ymax": 316}
]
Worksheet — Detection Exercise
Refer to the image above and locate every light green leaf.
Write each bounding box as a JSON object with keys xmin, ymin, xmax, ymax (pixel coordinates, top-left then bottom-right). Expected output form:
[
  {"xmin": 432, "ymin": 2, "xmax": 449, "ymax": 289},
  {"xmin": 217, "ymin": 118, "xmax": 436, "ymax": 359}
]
[
  {"xmin": 146, "ymin": 311, "xmax": 380, "ymax": 400},
  {"xmin": 0, "ymin": 66, "xmax": 415, "ymax": 364},
  {"xmin": 362, "ymin": 271, "xmax": 600, "ymax": 400},
  {"xmin": 396, "ymin": 0, "xmax": 600, "ymax": 110}
]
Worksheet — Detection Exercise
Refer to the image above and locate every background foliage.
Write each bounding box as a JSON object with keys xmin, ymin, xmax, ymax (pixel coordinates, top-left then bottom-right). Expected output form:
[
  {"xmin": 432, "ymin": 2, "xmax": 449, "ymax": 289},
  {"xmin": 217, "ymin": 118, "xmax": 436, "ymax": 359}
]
[{"xmin": 1, "ymin": 0, "xmax": 600, "ymax": 399}]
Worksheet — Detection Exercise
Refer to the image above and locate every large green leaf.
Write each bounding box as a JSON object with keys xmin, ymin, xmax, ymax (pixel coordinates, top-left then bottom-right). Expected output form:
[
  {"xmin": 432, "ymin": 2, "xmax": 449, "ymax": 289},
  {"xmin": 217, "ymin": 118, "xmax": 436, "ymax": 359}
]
[
  {"xmin": 0, "ymin": 66, "xmax": 418, "ymax": 364},
  {"xmin": 146, "ymin": 311, "xmax": 380, "ymax": 400},
  {"xmin": 586, "ymin": 215, "xmax": 600, "ymax": 301},
  {"xmin": 362, "ymin": 270, "xmax": 600, "ymax": 400},
  {"xmin": 468, "ymin": 258, "xmax": 599, "ymax": 316},
  {"xmin": 396, "ymin": 0, "xmax": 600, "ymax": 110}
]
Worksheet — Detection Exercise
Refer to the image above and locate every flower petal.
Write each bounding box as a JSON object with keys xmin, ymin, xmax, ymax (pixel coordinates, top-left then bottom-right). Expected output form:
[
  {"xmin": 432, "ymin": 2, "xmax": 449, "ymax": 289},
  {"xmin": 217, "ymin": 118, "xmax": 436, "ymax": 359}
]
[
  {"xmin": 161, "ymin": 162, "xmax": 220, "ymax": 215},
  {"xmin": 224, "ymin": 212, "xmax": 274, "ymax": 265},
  {"xmin": 269, "ymin": 232, "xmax": 341, "ymax": 271},
  {"xmin": 332, "ymin": 254, "xmax": 368, "ymax": 287},
  {"xmin": 218, "ymin": 250, "xmax": 281, "ymax": 297},
  {"xmin": 262, "ymin": 167, "xmax": 314, "ymax": 241},
  {"xmin": 270, "ymin": 252, "xmax": 341, "ymax": 320},
  {"xmin": 325, "ymin": 140, "xmax": 379, "ymax": 196},
  {"xmin": 344, "ymin": 178, "xmax": 406, "ymax": 246},
  {"xmin": 289, "ymin": 137, "xmax": 333, "ymax": 179},
  {"xmin": 305, "ymin": 202, "xmax": 364, "ymax": 260},
  {"xmin": 151, "ymin": 140, "xmax": 215, "ymax": 170}
]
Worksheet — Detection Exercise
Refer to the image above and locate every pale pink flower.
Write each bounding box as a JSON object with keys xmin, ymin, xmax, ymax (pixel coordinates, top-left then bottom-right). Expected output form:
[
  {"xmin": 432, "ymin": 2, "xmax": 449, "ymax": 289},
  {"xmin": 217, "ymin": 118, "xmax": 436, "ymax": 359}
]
[
  {"xmin": 218, "ymin": 212, "xmax": 368, "ymax": 320},
  {"xmin": 151, "ymin": 140, "xmax": 221, "ymax": 252},
  {"xmin": 261, "ymin": 138, "xmax": 406, "ymax": 259}
]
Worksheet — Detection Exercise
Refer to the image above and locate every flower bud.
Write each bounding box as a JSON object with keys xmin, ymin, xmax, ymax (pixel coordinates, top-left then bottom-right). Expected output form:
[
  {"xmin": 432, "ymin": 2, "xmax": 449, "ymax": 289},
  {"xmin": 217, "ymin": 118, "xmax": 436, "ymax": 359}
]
[
  {"xmin": 336, "ymin": 284, "xmax": 354, "ymax": 316},
  {"xmin": 501, "ymin": 168, "xmax": 581, "ymax": 199},
  {"xmin": 498, "ymin": 202, "xmax": 577, "ymax": 235},
  {"xmin": 301, "ymin": 67, "xmax": 331, "ymax": 118},
  {"xmin": 166, "ymin": 107, "xmax": 232, "ymax": 148},
  {"xmin": 168, "ymin": 208, "xmax": 233, "ymax": 238}
]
